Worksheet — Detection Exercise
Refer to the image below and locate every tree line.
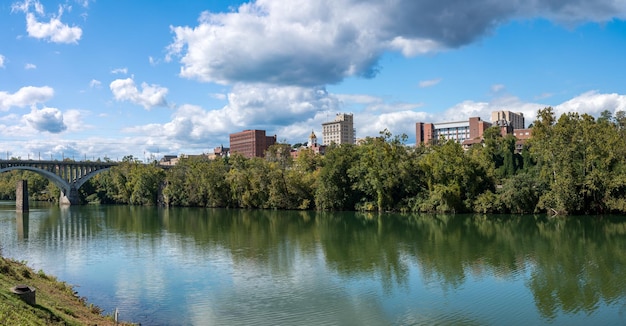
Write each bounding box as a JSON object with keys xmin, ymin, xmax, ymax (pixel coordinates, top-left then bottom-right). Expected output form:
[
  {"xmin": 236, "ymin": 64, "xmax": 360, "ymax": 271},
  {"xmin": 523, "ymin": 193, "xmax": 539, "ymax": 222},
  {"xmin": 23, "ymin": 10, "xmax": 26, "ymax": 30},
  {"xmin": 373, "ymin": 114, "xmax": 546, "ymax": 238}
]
[{"xmin": 2, "ymin": 107, "xmax": 626, "ymax": 215}]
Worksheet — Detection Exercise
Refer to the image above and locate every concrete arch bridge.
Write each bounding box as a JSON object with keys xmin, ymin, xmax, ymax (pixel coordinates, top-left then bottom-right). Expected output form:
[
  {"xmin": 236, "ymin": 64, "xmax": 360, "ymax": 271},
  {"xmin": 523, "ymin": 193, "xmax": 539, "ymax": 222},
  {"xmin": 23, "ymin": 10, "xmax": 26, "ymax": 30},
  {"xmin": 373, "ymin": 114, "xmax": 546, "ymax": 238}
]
[{"xmin": 0, "ymin": 160, "xmax": 118, "ymax": 205}]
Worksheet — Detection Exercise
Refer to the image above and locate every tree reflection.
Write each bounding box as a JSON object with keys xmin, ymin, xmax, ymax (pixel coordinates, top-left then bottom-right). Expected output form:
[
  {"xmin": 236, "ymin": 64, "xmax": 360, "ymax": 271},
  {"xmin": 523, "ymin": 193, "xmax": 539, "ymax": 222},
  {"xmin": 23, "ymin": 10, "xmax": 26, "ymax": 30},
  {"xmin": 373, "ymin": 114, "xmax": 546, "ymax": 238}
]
[{"xmin": 27, "ymin": 206, "xmax": 626, "ymax": 320}]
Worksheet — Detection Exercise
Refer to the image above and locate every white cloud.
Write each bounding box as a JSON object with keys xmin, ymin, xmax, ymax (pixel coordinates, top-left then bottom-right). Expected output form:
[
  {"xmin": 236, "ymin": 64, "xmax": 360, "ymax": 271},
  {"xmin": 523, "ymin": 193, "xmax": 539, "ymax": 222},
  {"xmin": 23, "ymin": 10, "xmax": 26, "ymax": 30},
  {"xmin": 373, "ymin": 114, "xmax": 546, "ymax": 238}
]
[
  {"xmin": 24, "ymin": 63, "xmax": 37, "ymax": 70},
  {"xmin": 419, "ymin": 78, "xmax": 442, "ymax": 88},
  {"xmin": 225, "ymin": 84, "xmax": 338, "ymax": 126},
  {"xmin": 124, "ymin": 84, "xmax": 340, "ymax": 147},
  {"xmin": 0, "ymin": 55, "xmax": 5, "ymax": 68},
  {"xmin": 62, "ymin": 109, "xmax": 90, "ymax": 132},
  {"xmin": 111, "ymin": 67, "xmax": 128, "ymax": 75},
  {"xmin": 389, "ymin": 37, "xmax": 442, "ymax": 57},
  {"xmin": 148, "ymin": 56, "xmax": 161, "ymax": 66},
  {"xmin": 11, "ymin": 0, "xmax": 43, "ymax": 15},
  {"xmin": 332, "ymin": 91, "xmax": 626, "ymax": 145},
  {"xmin": 336, "ymin": 94, "xmax": 382, "ymax": 105},
  {"xmin": 356, "ymin": 110, "xmax": 431, "ymax": 141},
  {"xmin": 166, "ymin": 0, "xmax": 626, "ymax": 87},
  {"xmin": 89, "ymin": 79, "xmax": 101, "ymax": 88},
  {"xmin": 23, "ymin": 106, "xmax": 67, "ymax": 133},
  {"xmin": 435, "ymin": 91, "xmax": 626, "ymax": 129},
  {"xmin": 19, "ymin": 2, "xmax": 83, "ymax": 44},
  {"xmin": 128, "ymin": 85, "xmax": 623, "ymax": 150},
  {"xmin": 123, "ymin": 84, "xmax": 430, "ymax": 151},
  {"xmin": 0, "ymin": 86, "xmax": 54, "ymax": 111},
  {"xmin": 554, "ymin": 91, "xmax": 626, "ymax": 116},
  {"xmin": 109, "ymin": 78, "xmax": 169, "ymax": 110},
  {"xmin": 210, "ymin": 93, "xmax": 227, "ymax": 100},
  {"xmin": 336, "ymin": 93, "xmax": 423, "ymax": 114},
  {"xmin": 441, "ymin": 96, "xmax": 541, "ymax": 127}
]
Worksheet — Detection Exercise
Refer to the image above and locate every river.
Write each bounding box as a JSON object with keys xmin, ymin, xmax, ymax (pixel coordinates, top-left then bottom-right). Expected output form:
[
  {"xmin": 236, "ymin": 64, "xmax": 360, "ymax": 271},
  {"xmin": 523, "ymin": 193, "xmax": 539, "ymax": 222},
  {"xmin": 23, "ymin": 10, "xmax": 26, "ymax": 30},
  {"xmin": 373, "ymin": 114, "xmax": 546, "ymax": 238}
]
[{"xmin": 1, "ymin": 202, "xmax": 625, "ymax": 325}]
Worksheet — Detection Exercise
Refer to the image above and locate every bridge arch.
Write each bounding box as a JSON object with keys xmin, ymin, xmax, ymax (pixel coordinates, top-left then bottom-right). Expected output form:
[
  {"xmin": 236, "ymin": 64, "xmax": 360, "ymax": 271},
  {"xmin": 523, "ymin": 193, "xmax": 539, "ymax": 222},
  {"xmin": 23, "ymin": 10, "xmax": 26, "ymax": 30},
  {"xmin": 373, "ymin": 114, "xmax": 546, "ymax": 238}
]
[{"xmin": 0, "ymin": 161, "xmax": 115, "ymax": 205}]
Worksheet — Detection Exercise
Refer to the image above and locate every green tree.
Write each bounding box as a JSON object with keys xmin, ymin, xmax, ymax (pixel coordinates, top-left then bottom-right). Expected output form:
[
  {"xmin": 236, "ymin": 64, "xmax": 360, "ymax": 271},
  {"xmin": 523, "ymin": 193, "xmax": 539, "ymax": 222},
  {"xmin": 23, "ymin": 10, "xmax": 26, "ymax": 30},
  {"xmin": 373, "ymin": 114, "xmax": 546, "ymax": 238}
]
[
  {"xmin": 417, "ymin": 139, "xmax": 492, "ymax": 213},
  {"xmin": 348, "ymin": 130, "xmax": 413, "ymax": 212},
  {"xmin": 315, "ymin": 144, "xmax": 362, "ymax": 210}
]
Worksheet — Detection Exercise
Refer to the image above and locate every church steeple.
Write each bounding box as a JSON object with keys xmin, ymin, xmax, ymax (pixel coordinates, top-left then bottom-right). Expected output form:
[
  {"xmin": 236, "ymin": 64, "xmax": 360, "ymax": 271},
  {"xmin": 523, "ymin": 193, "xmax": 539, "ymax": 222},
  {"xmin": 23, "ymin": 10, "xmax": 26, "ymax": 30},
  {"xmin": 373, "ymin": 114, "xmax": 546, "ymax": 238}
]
[{"xmin": 308, "ymin": 130, "xmax": 317, "ymax": 147}]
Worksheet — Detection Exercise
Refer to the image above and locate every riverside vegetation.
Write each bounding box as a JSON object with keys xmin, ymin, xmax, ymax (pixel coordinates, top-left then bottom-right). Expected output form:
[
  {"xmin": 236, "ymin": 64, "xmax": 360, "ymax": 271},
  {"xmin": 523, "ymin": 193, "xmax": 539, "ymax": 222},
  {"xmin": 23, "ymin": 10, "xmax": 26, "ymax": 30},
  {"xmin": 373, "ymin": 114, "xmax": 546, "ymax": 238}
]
[
  {"xmin": 0, "ymin": 255, "xmax": 126, "ymax": 325},
  {"xmin": 2, "ymin": 107, "xmax": 626, "ymax": 215}
]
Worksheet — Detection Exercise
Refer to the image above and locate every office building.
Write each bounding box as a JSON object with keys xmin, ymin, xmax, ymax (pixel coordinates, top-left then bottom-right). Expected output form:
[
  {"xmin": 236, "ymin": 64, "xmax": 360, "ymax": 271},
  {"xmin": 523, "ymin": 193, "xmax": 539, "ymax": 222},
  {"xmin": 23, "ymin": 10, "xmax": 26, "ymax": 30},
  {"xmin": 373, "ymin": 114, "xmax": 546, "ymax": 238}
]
[
  {"xmin": 416, "ymin": 117, "xmax": 491, "ymax": 145},
  {"xmin": 322, "ymin": 113, "xmax": 355, "ymax": 146}
]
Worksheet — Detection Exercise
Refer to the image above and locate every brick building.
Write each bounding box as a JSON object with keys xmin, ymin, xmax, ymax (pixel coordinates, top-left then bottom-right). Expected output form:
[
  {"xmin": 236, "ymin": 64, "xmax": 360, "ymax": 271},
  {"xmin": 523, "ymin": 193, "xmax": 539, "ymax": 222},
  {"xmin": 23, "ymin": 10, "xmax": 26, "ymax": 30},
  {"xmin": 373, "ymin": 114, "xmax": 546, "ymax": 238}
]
[
  {"xmin": 229, "ymin": 130, "xmax": 277, "ymax": 158},
  {"xmin": 416, "ymin": 117, "xmax": 492, "ymax": 145}
]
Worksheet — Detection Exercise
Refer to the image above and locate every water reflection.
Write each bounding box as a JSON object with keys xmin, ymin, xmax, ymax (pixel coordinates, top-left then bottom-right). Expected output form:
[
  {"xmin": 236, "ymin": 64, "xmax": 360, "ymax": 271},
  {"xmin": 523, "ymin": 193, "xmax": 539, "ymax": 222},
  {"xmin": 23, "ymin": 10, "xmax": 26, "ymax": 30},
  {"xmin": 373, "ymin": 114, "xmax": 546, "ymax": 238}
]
[
  {"xmin": 2, "ymin": 205, "xmax": 626, "ymax": 325},
  {"xmin": 16, "ymin": 212, "xmax": 28, "ymax": 240}
]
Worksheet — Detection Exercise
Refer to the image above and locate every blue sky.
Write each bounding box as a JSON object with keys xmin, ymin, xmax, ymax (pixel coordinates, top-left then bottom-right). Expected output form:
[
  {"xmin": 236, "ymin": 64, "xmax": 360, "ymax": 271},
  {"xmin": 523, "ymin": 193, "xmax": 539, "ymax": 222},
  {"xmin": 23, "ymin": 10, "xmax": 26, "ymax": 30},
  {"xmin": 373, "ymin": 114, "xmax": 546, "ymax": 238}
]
[{"xmin": 0, "ymin": 0, "xmax": 625, "ymax": 161}]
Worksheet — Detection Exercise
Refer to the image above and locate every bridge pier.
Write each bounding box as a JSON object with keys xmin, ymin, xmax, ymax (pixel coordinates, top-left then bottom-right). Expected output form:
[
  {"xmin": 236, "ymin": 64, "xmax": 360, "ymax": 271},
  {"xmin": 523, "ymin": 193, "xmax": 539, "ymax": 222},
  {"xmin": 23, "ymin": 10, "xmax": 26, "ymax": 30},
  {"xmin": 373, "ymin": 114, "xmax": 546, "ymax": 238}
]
[
  {"xmin": 59, "ymin": 187, "xmax": 80, "ymax": 206},
  {"xmin": 16, "ymin": 180, "xmax": 29, "ymax": 212}
]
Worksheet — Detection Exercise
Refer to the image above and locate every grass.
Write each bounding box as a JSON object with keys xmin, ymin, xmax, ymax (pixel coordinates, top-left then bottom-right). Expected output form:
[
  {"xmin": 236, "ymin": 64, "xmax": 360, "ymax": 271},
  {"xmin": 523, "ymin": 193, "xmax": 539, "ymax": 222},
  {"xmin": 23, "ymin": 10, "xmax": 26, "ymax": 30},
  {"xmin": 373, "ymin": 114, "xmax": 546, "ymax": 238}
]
[{"xmin": 0, "ymin": 256, "xmax": 133, "ymax": 325}]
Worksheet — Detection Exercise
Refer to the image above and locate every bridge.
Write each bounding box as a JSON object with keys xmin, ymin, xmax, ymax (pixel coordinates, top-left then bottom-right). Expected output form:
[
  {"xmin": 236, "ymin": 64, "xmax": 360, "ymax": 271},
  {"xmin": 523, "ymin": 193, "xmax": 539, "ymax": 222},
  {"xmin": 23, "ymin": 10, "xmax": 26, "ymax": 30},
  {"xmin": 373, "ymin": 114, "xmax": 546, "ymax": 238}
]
[{"xmin": 0, "ymin": 160, "xmax": 118, "ymax": 205}]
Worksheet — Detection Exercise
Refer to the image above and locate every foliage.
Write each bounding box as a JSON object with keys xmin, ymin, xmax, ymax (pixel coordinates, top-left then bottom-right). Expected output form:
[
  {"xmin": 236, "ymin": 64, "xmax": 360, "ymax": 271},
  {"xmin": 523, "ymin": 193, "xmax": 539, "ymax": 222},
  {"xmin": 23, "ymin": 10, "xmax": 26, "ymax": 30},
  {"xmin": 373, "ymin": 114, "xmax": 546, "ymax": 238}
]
[
  {"xmin": 0, "ymin": 256, "xmax": 127, "ymax": 325},
  {"xmin": 7, "ymin": 109, "xmax": 626, "ymax": 215},
  {"xmin": 88, "ymin": 160, "xmax": 165, "ymax": 205},
  {"xmin": 0, "ymin": 171, "xmax": 58, "ymax": 202}
]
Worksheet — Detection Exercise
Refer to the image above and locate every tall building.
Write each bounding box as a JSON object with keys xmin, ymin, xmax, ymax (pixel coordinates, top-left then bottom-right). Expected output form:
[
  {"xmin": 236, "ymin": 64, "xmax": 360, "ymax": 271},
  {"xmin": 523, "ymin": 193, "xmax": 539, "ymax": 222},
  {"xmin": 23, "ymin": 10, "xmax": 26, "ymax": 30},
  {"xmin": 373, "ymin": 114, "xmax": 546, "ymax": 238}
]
[
  {"xmin": 491, "ymin": 110, "xmax": 525, "ymax": 130},
  {"xmin": 322, "ymin": 113, "xmax": 355, "ymax": 146},
  {"xmin": 416, "ymin": 117, "xmax": 491, "ymax": 145},
  {"xmin": 229, "ymin": 129, "xmax": 277, "ymax": 158}
]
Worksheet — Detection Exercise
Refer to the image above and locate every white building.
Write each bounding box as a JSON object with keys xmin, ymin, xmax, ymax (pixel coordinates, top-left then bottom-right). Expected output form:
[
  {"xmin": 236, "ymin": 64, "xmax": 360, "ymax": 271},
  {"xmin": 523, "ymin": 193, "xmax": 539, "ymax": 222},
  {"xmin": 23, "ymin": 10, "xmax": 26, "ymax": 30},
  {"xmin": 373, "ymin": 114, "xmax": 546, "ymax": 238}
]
[{"xmin": 322, "ymin": 113, "xmax": 355, "ymax": 145}]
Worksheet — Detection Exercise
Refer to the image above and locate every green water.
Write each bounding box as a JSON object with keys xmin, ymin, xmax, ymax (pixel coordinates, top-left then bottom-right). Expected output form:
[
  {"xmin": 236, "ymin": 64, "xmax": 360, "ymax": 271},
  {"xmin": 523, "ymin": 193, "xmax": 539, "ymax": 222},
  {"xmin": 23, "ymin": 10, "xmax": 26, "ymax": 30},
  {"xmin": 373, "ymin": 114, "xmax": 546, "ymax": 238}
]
[{"xmin": 1, "ymin": 203, "xmax": 625, "ymax": 325}]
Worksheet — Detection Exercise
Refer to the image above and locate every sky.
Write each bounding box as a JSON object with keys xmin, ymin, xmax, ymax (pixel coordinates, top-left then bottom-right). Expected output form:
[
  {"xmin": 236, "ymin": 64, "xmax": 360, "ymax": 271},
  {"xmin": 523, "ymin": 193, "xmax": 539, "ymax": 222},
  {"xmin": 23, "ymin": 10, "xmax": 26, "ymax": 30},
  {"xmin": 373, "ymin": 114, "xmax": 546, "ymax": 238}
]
[{"xmin": 1, "ymin": 0, "xmax": 625, "ymax": 162}]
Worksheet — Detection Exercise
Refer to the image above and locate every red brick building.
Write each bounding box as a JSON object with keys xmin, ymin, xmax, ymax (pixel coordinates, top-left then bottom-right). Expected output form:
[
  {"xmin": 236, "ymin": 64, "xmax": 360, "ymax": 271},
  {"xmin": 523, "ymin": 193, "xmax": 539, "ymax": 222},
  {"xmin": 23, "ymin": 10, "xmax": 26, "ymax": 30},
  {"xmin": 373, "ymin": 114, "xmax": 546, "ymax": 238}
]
[
  {"xmin": 416, "ymin": 117, "xmax": 492, "ymax": 145},
  {"xmin": 229, "ymin": 130, "xmax": 277, "ymax": 158}
]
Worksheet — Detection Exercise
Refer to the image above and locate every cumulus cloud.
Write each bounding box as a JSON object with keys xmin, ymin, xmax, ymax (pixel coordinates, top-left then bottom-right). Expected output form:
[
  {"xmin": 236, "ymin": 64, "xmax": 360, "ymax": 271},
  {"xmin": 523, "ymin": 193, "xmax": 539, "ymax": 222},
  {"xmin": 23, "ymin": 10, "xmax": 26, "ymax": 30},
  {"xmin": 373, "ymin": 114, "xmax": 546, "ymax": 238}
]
[
  {"xmin": 24, "ymin": 106, "xmax": 67, "ymax": 133},
  {"xmin": 356, "ymin": 110, "xmax": 431, "ymax": 141},
  {"xmin": 24, "ymin": 63, "xmax": 37, "ymax": 70},
  {"xmin": 13, "ymin": 1, "xmax": 83, "ymax": 44},
  {"xmin": 125, "ymin": 86, "xmax": 626, "ymax": 149},
  {"xmin": 0, "ymin": 54, "xmax": 5, "ymax": 68},
  {"xmin": 438, "ymin": 91, "xmax": 626, "ymax": 128},
  {"xmin": 166, "ymin": 0, "xmax": 626, "ymax": 87},
  {"xmin": 554, "ymin": 91, "xmax": 626, "ymax": 116},
  {"xmin": 0, "ymin": 86, "xmax": 54, "ymax": 110},
  {"xmin": 124, "ymin": 84, "xmax": 340, "ymax": 147},
  {"xmin": 25, "ymin": 13, "xmax": 82, "ymax": 43},
  {"xmin": 109, "ymin": 78, "xmax": 169, "ymax": 110},
  {"xmin": 335, "ymin": 91, "xmax": 626, "ymax": 145},
  {"xmin": 225, "ymin": 84, "xmax": 338, "ymax": 126}
]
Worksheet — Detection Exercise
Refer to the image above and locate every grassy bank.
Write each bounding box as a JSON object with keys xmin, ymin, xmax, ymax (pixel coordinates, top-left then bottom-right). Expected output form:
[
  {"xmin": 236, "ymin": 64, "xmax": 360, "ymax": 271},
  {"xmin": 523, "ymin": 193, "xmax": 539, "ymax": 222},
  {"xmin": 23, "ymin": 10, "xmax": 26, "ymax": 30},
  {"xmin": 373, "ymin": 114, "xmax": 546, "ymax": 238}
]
[{"xmin": 0, "ymin": 256, "xmax": 130, "ymax": 325}]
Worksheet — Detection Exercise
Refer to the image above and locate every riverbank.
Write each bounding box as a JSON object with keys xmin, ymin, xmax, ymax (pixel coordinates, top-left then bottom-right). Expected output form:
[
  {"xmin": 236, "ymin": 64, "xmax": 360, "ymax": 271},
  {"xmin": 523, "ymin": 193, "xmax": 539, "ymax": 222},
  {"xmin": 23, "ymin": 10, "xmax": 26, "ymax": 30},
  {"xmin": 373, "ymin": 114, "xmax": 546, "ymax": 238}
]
[{"xmin": 0, "ymin": 256, "xmax": 130, "ymax": 325}]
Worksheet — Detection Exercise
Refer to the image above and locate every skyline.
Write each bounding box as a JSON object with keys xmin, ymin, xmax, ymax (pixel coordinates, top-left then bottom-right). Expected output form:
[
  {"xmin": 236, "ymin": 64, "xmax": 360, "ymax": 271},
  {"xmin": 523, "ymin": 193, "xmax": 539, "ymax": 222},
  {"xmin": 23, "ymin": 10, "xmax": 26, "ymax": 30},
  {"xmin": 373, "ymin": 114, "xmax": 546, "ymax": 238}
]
[{"xmin": 1, "ymin": 0, "xmax": 625, "ymax": 161}]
